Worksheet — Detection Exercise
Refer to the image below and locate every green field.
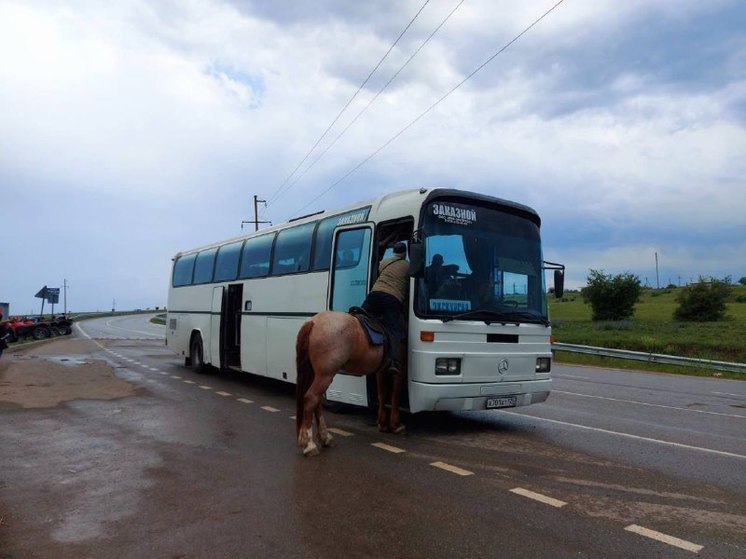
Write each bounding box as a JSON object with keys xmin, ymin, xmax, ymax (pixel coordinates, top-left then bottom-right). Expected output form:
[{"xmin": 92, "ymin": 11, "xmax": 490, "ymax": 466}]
[{"xmin": 548, "ymin": 284, "xmax": 746, "ymax": 377}]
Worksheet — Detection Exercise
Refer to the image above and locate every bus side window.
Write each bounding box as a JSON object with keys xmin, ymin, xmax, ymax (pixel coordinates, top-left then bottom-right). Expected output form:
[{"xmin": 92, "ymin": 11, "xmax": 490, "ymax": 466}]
[
  {"xmin": 239, "ymin": 234, "xmax": 275, "ymax": 279},
  {"xmin": 193, "ymin": 248, "xmax": 218, "ymax": 284},
  {"xmin": 312, "ymin": 218, "xmax": 336, "ymax": 271},
  {"xmin": 213, "ymin": 241, "xmax": 243, "ymax": 283},
  {"xmin": 312, "ymin": 207, "xmax": 372, "ymax": 271},
  {"xmin": 172, "ymin": 254, "xmax": 197, "ymax": 287},
  {"xmin": 272, "ymin": 222, "xmax": 315, "ymax": 275}
]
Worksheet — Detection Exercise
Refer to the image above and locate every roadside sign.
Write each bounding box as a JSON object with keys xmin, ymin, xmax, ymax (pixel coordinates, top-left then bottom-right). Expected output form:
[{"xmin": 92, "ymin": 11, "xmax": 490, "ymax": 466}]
[{"xmin": 34, "ymin": 286, "xmax": 60, "ymax": 304}]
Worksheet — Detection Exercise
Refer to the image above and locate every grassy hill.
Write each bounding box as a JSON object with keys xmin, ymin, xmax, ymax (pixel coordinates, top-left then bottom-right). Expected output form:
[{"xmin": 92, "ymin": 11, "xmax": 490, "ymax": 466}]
[{"xmin": 548, "ymin": 284, "xmax": 746, "ymax": 373}]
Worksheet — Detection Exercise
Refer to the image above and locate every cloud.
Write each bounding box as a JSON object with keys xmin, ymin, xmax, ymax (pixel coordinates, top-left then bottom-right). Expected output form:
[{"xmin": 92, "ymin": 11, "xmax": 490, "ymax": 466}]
[{"xmin": 1, "ymin": 0, "xmax": 744, "ymax": 313}]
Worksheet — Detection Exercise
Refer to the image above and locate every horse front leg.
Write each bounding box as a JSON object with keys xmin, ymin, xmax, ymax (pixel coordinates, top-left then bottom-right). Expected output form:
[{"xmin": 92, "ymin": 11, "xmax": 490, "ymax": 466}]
[{"xmin": 376, "ymin": 369, "xmax": 390, "ymax": 432}]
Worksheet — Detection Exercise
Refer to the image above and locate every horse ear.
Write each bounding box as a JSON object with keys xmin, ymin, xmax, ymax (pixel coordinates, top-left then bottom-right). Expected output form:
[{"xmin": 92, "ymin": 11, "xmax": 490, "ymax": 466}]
[{"xmin": 408, "ymin": 241, "xmax": 425, "ymax": 278}]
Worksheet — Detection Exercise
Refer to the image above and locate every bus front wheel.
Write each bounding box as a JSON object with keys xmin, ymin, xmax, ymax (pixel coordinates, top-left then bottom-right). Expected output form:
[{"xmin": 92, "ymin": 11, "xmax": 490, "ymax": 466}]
[{"xmin": 189, "ymin": 334, "xmax": 207, "ymax": 374}]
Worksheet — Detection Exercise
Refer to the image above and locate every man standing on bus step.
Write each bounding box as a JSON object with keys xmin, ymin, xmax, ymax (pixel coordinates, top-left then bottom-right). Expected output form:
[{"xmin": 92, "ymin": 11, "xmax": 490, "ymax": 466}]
[{"xmin": 362, "ymin": 242, "xmax": 409, "ymax": 374}]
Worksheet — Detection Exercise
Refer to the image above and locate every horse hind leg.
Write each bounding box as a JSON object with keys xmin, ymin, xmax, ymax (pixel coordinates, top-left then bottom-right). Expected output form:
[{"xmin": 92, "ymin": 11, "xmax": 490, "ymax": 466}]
[
  {"xmin": 298, "ymin": 386, "xmax": 321, "ymax": 456},
  {"xmin": 315, "ymin": 406, "xmax": 334, "ymax": 447},
  {"xmin": 297, "ymin": 410, "xmax": 318, "ymax": 457},
  {"xmin": 301, "ymin": 376, "xmax": 334, "ymax": 457}
]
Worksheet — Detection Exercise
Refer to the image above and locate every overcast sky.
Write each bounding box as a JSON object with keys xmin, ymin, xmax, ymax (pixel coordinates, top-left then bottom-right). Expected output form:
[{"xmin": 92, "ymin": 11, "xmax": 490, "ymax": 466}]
[{"xmin": 2, "ymin": 0, "xmax": 744, "ymax": 314}]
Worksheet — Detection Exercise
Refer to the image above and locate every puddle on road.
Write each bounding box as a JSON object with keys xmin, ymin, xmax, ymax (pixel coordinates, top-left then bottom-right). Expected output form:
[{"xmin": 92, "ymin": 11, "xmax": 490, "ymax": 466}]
[{"xmin": 0, "ymin": 342, "xmax": 140, "ymax": 409}]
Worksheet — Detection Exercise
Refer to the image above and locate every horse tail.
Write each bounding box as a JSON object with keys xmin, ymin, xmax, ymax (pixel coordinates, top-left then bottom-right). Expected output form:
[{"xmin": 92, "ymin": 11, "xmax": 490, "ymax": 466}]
[{"xmin": 295, "ymin": 320, "xmax": 315, "ymax": 436}]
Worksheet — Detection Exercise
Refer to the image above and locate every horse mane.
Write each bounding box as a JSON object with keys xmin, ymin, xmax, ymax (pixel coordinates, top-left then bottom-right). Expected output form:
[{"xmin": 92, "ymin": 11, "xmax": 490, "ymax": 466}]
[{"xmin": 295, "ymin": 320, "xmax": 315, "ymax": 436}]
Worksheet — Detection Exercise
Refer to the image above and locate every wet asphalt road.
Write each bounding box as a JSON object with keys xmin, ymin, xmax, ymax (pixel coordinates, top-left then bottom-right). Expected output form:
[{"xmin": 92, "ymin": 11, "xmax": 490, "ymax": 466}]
[{"xmin": 0, "ymin": 314, "xmax": 744, "ymax": 558}]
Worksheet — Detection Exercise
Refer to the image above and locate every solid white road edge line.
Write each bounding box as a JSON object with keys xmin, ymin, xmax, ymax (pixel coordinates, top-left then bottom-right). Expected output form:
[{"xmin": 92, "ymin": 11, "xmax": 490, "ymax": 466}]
[
  {"xmin": 500, "ymin": 411, "xmax": 746, "ymax": 459},
  {"xmin": 554, "ymin": 390, "xmax": 746, "ymax": 419}
]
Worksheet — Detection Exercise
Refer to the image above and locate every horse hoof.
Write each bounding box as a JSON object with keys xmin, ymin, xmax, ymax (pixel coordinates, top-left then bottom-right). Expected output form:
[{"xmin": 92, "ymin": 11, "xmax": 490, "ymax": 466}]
[
  {"xmin": 390, "ymin": 424, "xmax": 407, "ymax": 435},
  {"xmin": 377, "ymin": 423, "xmax": 390, "ymax": 433},
  {"xmin": 303, "ymin": 443, "xmax": 320, "ymax": 457},
  {"xmin": 320, "ymin": 434, "xmax": 334, "ymax": 447}
]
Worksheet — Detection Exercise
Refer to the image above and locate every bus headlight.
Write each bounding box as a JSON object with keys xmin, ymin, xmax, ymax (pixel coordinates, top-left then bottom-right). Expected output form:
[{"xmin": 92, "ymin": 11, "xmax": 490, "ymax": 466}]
[
  {"xmin": 435, "ymin": 358, "xmax": 461, "ymax": 375},
  {"xmin": 535, "ymin": 357, "xmax": 551, "ymax": 373}
]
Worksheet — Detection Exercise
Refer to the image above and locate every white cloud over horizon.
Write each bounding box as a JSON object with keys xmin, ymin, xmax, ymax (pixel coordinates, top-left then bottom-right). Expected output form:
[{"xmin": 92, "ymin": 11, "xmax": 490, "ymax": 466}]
[{"xmin": 1, "ymin": 0, "xmax": 744, "ymax": 314}]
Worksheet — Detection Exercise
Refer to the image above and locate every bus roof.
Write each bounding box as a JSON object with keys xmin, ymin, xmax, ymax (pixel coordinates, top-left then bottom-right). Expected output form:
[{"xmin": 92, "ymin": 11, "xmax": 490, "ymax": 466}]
[{"xmin": 171, "ymin": 187, "xmax": 540, "ymax": 258}]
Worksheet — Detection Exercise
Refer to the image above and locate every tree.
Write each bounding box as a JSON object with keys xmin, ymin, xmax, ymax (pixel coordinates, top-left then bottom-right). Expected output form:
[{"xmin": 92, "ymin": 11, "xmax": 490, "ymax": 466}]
[
  {"xmin": 738, "ymin": 276, "xmax": 746, "ymax": 286},
  {"xmin": 581, "ymin": 270, "xmax": 642, "ymax": 321},
  {"xmin": 674, "ymin": 277, "xmax": 731, "ymax": 322}
]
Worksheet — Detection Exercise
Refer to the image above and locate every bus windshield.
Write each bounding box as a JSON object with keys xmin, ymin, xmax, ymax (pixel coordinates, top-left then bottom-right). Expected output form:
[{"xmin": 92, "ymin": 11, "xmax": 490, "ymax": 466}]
[{"xmin": 416, "ymin": 200, "xmax": 547, "ymax": 323}]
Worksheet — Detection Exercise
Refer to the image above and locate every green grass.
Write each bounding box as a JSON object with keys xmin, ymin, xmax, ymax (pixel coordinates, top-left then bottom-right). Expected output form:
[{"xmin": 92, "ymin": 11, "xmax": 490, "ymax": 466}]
[{"xmin": 549, "ymin": 285, "xmax": 746, "ymax": 369}]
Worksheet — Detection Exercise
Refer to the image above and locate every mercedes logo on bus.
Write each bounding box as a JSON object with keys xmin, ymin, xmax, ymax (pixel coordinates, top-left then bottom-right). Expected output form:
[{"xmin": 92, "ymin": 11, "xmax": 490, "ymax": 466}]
[{"xmin": 498, "ymin": 359, "xmax": 509, "ymax": 375}]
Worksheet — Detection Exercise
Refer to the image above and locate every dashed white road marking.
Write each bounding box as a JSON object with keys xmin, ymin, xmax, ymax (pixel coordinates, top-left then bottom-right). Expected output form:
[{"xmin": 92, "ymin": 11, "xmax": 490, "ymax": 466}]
[
  {"xmin": 158, "ymin": 372, "xmax": 168, "ymax": 376},
  {"xmin": 371, "ymin": 442, "xmax": 405, "ymax": 454},
  {"xmin": 500, "ymin": 411, "xmax": 746, "ymax": 460},
  {"xmin": 170, "ymin": 375, "xmax": 182, "ymax": 380},
  {"xmin": 199, "ymin": 385, "xmax": 212, "ymax": 390},
  {"xmin": 430, "ymin": 461, "xmax": 474, "ymax": 476},
  {"xmin": 237, "ymin": 398, "xmax": 253, "ymax": 404},
  {"xmin": 624, "ymin": 524, "xmax": 703, "ymax": 553},
  {"xmin": 183, "ymin": 380, "xmax": 195, "ymax": 385},
  {"xmin": 510, "ymin": 487, "xmax": 567, "ymax": 508},
  {"xmin": 261, "ymin": 406, "xmax": 280, "ymax": 412},
  {"xmin": 148, "ymin": 367, "xmax": 159, "ymax": 372},
  {"xmin": 328, "ymin": 428, "xmax": 353, "ymax": 437},
  {"xmin": 216, "ymin": 391, "xmax": 232, "ymax": 397}
]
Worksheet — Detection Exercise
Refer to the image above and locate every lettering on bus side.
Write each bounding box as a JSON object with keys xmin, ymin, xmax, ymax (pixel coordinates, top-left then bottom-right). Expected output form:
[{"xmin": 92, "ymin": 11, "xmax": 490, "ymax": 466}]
[{"xmin": 336, "ymin": 209, "xmax": 369, "ymax": 226}]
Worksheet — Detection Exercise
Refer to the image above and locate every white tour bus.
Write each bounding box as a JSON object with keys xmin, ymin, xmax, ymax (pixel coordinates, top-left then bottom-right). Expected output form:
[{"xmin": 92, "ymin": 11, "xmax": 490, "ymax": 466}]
[{"xmin": 166, "ymin": 187, "xmax": 564, "ymax": 412}]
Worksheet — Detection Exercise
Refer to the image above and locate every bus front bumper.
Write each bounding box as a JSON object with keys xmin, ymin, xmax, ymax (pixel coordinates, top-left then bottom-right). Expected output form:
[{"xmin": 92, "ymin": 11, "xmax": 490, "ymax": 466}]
[{"xmin": 407, "ymin": 379, "xmax": 551, "ymax": 413}]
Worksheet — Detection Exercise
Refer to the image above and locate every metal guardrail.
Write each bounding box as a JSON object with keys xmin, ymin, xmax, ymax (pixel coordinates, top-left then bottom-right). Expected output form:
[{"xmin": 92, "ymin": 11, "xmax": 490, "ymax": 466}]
[{"xmin": 552, "ymin": 342, "xmax": 746, "ymax": 374}]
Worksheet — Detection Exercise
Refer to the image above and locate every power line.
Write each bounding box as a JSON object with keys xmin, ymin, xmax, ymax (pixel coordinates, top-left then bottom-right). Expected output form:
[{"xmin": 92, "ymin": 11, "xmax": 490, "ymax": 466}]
[
  {"xmin": 272, "ymin": 0, "xmax": 466, "ymax": 206},
  {"xmin": 292, "ymin": 0, "xmax": 567, "ymax": 217},
  {"xmin": 266, "ymin": 0, "xmax": 432, "ymax": 207}
]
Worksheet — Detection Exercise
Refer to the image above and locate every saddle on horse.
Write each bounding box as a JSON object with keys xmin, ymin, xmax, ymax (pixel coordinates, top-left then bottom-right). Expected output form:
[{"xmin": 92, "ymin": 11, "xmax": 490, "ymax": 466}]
[{"xmin": 348, "ymin": 306, "xmax": 393, "ymax": 374}]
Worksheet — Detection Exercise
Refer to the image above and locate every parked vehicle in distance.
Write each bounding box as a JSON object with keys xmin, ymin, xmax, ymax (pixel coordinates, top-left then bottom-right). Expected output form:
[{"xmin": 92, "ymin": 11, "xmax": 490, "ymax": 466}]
[
  {"xmin": 1, "ymin": 315, "xmax": 74, "ymax": 342},
  {"xmin": 0, "ymin": 323, "xmax": 9, "ymax": 357}
]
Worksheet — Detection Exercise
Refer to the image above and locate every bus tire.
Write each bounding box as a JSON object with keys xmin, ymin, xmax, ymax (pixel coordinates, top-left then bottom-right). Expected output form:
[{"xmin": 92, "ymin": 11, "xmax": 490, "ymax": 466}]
[{"xmin": 189, "ymin": 334, "xmax": 207, "ymax": 374}]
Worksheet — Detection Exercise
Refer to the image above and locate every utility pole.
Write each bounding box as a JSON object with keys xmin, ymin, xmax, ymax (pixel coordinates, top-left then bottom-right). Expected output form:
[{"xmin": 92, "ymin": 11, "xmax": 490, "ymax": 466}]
[
  {"xmin": 655, "ymin": 252, "xmax": 660, "ymax": 289},
  {"xmin": 241, "ymin": 195, "xmax": 272, "ymax": 231},
  {"xmin": 63, "ymin": 278, "xmax": 68, "ymax": 315}
]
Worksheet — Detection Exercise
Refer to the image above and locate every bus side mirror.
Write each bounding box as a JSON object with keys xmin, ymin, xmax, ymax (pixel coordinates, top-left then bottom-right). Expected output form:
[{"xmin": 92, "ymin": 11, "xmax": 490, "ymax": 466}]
[
  {"xmin": 554, "ymin": 269, "xmax": 564, "ymax": 299},
  {"xmin": 408, "ymin": 242, "xmax": 425, "ymax": 278}
]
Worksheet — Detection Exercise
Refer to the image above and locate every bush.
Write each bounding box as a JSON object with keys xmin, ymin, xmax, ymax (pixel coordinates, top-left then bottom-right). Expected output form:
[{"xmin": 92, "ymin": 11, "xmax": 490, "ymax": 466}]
[
  {"xmin": 674, "ymin": 277, "xmax": 731, "ymax": 322},
  {"xmin": 581, "ymin": 270, "xmax": 642, "ymax": 321}
]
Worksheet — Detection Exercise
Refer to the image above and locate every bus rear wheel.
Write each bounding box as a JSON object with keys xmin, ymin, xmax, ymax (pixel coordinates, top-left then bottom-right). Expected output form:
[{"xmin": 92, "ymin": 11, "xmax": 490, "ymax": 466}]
[{"xmin": 189, "ymin": 334, "xmax": 207, "ymax": 374}]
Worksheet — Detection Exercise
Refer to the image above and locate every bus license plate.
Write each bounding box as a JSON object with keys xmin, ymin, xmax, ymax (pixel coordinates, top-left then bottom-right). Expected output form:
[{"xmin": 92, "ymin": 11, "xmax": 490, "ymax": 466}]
[{"xmin": 486, "ymin": 396, "xmax": 517, "ymax": 409}]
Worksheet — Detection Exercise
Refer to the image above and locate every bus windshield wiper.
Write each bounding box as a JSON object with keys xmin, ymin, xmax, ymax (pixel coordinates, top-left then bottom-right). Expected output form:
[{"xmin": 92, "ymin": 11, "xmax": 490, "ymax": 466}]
[{"xmin": 441, "ymin": 309, "xmax": 548, "ymax": 326}]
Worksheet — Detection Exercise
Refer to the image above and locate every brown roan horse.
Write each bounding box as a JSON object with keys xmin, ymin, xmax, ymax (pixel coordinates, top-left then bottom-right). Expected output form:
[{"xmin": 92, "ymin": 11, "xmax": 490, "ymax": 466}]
[{"xmin": 295, "ymin": 310, "xmax": 405, "ymax": 456}]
